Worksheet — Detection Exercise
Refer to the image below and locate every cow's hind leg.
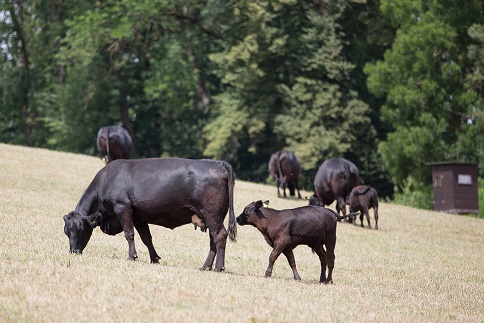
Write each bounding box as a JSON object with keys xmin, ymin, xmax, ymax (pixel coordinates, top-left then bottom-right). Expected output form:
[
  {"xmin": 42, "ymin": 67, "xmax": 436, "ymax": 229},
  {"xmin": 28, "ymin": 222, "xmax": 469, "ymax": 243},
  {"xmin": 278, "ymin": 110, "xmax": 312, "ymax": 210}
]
[
  {"xmin": 134, "ymin": 222, "xmax": 161, "ymax": 263},
  {"xmin": 212, "ymin": 226, "xmax": 228, "ymax": 272},
  {"xmin": 283, "ymin": 249, "xmax": 301, "ymax": 281},
  {"xmin": 201, "ymin": 225, "xmax": 228, "ymax": 272},
  {"xmin": 200, "ymin": 234, "xmax": 216, "ymax": 271},
  {"xmin": 336, "ymin": 196, "xmax": 347, "ymax": 218}
]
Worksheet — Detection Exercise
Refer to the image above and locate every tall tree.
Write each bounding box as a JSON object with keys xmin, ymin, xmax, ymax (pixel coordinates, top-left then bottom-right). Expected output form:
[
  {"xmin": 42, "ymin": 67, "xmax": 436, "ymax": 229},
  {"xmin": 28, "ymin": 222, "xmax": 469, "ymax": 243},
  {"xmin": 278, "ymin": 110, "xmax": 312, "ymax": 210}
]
[
  {"xmin": 365, "ymin": 0, "xmax": 484, "ymax": 202},
  {"xmin": 205, "ymin": 0, "xmax": 376, "ymax": 185}
]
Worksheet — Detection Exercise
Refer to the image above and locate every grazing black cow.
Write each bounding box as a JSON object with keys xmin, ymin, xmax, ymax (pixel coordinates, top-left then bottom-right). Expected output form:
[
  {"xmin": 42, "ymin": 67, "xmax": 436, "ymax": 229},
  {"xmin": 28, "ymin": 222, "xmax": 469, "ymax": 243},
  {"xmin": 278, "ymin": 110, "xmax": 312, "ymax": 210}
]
[
  {"xmin": 349, "ymin": 185, "xmax": 379, "ymax": 230},
  {"xmin": 236, "ymin": 200, "xmax": 351, "ymax": 284},
  {"xmin": 97, "ymin": 125, "xmax": 133, "ymax": 164},
  {"xmin": 309, "ymin": 158, "xmax": 360, "ymax": 216},
  {"xmin": 268, "ymin": 150, "xmax": 302, "ymax": 199},
  {"xmin": 63, "ymin": 158, "xmax": 237, "ymax": 272}
]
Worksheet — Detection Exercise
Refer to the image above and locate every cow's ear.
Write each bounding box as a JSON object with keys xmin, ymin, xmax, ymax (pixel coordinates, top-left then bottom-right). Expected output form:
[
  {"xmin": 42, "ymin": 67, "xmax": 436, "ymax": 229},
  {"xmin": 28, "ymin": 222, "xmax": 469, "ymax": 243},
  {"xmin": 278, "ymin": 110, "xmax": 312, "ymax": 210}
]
[
  {"xmin": 87, "ymin": 212, "xmax": 102, "ymax": 228},
  {"xmin": 263, "ymin": 200, "xmax": 270, "ymax": 207},
  {"xmin": 254, "ymin": 200, "xmax": 263, "ymax": 209}
]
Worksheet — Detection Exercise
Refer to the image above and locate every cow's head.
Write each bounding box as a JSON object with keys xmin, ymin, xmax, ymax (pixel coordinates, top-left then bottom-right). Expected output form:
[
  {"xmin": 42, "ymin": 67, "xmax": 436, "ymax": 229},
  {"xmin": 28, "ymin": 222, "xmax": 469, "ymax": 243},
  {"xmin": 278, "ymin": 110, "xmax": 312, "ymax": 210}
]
[
  {"xmin": 236, "ymin": 200, "xmax": 269, "ymax": 226},
  {"xmin": 63, "ymin": 211, "xmax": 102, "ymax": 254}
]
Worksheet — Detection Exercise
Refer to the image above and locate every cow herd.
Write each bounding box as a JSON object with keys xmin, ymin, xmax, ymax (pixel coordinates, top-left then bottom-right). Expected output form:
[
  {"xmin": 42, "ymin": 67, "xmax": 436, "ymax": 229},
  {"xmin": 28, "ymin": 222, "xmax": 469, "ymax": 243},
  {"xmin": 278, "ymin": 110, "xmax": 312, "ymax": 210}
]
[{"xmin": 63, "ymin": 126, "xmax": 379, "ymax": 284}]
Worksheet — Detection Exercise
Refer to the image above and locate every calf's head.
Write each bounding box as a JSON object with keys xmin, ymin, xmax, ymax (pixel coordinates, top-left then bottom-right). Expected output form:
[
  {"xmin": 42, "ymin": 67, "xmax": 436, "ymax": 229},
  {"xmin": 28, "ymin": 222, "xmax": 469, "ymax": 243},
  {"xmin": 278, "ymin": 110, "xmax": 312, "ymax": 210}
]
[
  {"xmin": 308, "ymin": 194, "xmax": 320, "ymax": 206},
  {"xmin": 63, "ymin": 211, "xmax": 102, "ymax": 254},
  {"xmin": 236, "ymin": 200, "xmax": 269, "ymax": 226}
]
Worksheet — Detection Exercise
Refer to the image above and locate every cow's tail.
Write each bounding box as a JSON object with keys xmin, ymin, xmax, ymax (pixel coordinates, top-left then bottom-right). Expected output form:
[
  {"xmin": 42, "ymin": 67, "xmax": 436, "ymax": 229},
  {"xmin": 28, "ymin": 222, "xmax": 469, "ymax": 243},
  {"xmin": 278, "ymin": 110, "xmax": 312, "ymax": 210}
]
[
  {"xmin": 344, "ymin": 163, "xmax": 351, "ymax": 203},
  {"xmin": 276, "ymin": 151, "xmax": 284, "ymax": 184},
  {"xmin": 353, "ymin": 185, "xmax": 371, "ymax": 197},
  {"xmin": 224, "ymin": 161, "xmax": 237, "ymax": 242},
  {"xmin": 106, "ymin": 127, "xmax": 111, "ymax": 163}
]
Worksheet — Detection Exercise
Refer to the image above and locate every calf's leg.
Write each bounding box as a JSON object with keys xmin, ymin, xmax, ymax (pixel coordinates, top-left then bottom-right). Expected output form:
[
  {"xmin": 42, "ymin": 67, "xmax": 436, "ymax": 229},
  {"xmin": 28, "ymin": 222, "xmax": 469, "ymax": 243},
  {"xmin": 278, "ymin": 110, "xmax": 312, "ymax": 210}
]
[
  {"xmin": 283, "ymin": 249, "xmax": 301, "ymax": 281},
  {"xmin": 324, "ymin": 236, "xmax": 336, "ymax": 284},
  {"xmin": 265, "ymin": 244, "xmax": 286, "ymax": 278},
  {"xmin": 363, "ymin": 206, "xmax": 372, "ymax": 229},
  {"xmin": 134, "ymin": 222, "xmax": 161, "ymax": 263},
  {"xmin": 313, "ymin": 244, "xmax": 328, "ymax": 283}
]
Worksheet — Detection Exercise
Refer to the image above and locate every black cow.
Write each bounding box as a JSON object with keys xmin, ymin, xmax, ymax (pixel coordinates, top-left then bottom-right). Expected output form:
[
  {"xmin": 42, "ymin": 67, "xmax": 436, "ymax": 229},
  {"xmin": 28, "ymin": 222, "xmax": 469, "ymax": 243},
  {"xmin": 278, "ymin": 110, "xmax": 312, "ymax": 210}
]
[
  {"xmin": 97, "ymin": 126, "xmax": 133, "ymax": 164},
  {"xmin": 268, "ymin": 150, "xmax": 302, "ymax": 199},
  {"xmin": 236, "ymin": 200, "xmax": 351, "ymax": 284},
  {"xmin": 309, "ymin": 158, "xmax": 360, "ymax": 216},
  {"xmin": 349, "ymin": 185, "xmax": 379, "ymax": 230},
  {"xmin": 63, "ymin": 158, "xmax": 237, "ymax": 272}
]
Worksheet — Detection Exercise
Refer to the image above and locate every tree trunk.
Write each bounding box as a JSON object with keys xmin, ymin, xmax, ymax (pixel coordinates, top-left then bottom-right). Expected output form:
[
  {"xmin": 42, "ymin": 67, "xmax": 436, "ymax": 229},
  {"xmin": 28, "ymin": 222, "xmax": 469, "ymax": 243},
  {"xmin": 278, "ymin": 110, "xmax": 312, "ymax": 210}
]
[
  {"xmin": 10, "ymin": 0, "xmax": 34, "ymax": 146},
  {"xmin": 118, "ymin": 68, "xmax": 137, "ymax": 155},
  {"xmin": 51, "ymin": 1, "xmax": 66, "ymax": 84}
]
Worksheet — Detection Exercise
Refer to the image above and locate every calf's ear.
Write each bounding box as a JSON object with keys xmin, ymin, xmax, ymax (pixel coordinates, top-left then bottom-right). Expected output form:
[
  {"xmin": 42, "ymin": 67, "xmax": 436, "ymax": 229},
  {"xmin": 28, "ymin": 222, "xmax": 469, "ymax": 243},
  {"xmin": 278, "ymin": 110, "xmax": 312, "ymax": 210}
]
[
  {"xmin": 254, "ymin": 200, "xmax": 263, "ymax": 209},
  {"xmin": 263, "ymin": 200, "xmax": 270, "ymax": 207}
]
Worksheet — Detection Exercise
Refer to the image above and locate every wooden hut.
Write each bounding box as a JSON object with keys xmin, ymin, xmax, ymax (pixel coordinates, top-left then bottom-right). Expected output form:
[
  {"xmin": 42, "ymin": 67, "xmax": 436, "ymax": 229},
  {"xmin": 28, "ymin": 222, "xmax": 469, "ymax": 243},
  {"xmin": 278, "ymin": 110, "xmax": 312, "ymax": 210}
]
[{"xmin": 429, "ymin": 162, "xmax": 479, "ymax": 216}]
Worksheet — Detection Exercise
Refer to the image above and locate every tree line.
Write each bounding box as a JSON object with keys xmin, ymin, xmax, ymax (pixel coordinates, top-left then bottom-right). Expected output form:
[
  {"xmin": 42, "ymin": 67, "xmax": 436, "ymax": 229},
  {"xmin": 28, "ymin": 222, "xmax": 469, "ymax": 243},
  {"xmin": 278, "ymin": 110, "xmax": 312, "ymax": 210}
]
[{"xmin": 1, "ymin": 0, "xmax": 483, "ymax": 208}]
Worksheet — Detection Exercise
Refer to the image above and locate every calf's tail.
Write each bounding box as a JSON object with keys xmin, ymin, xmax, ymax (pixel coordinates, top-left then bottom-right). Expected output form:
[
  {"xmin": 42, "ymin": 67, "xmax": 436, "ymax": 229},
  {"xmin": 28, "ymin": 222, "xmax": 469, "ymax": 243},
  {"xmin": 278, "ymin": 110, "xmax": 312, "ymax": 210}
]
[
  {"xmin": 328, "ymin": 208, "xmax": 359, "ymax": 221},
  {"xmin": 224, "ymin": 161, "xmax": 237, "ymax": 242}
]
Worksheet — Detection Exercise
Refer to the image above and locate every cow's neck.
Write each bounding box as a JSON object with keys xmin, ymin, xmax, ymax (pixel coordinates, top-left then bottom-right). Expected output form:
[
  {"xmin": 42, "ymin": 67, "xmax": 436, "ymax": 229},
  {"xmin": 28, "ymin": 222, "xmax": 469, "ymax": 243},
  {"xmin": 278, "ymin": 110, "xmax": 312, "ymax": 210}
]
[{"xmin": 75, "ymin": 181, "xmax": 99, "ymax": 216}]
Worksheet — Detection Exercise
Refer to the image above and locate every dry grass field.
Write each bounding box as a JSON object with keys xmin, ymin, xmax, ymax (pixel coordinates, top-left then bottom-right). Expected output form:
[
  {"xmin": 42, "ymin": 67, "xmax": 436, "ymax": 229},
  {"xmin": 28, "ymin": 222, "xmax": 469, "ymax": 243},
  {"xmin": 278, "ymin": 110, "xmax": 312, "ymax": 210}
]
[{"xmin": 0, "ymin": 143, "xmax": 483, "ymax": 322}]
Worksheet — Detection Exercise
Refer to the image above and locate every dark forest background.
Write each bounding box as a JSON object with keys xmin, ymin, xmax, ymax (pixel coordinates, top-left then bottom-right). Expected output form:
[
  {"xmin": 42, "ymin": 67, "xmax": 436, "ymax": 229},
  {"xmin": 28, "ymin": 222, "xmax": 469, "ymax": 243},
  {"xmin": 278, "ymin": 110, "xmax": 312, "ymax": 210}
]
[{"xmin": 1, "ymin": 0, "xmax": 483, "ymax": 210}]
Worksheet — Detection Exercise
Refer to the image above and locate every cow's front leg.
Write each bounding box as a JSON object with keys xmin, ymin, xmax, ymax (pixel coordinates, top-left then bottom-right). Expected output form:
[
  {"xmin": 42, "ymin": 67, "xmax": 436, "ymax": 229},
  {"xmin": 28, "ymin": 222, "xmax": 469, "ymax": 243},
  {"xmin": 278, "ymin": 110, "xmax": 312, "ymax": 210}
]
[
  {"xmin": 116, "ymin": 205, "xmax": 137, "ymax": 261},
  {"xmin": 283, "ymin": 249, "xmax": 301, "ymax": 281},
  {"xmin": 135, "ymin": 222, "xmax": 161, "ymax": 263},
  {"xmin": 374, "ymin": 207, "xmax": 379, "ymax": 230}
]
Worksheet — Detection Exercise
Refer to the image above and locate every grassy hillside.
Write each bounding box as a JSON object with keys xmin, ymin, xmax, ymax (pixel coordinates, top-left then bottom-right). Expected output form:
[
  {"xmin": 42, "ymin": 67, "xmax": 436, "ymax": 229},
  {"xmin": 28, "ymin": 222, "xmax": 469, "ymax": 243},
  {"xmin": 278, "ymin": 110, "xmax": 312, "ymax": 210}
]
[{"xmin": 0, "ymin": 143, "xmax": 483, "ymax": 322}]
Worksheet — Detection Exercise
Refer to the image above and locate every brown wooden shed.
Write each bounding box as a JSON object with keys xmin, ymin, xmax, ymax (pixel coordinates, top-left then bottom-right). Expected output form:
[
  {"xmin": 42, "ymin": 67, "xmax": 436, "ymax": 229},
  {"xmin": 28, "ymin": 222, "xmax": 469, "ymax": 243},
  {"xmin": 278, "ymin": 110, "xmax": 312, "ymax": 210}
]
[{"xmin": 429, "ymin": 162, "xmax": 479, "ymax": 216}]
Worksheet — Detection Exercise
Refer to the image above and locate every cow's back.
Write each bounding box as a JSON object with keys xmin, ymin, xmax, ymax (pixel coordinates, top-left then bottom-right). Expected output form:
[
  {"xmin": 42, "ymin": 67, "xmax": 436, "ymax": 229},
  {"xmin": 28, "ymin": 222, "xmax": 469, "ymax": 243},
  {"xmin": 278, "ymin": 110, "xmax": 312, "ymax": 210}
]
[
  {"xmin": 98, "ymin": 158, "xmax": 231, "ymax": 228},
  {"xmin": 276, "ymin": 206, "xmax": 337, "ymax": 239},
  {"xmin": 314, "ymin": 158, "xmax": 360, "ymax": 199}
]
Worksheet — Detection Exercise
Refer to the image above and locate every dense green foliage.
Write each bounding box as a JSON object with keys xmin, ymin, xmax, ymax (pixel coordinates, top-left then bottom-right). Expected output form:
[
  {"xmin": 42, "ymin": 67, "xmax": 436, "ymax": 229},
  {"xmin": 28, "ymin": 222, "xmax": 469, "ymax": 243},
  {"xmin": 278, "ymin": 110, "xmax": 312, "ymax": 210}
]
[{"xmin": 1, "ymin": 0, "xmax": 483, "ymax": 207}]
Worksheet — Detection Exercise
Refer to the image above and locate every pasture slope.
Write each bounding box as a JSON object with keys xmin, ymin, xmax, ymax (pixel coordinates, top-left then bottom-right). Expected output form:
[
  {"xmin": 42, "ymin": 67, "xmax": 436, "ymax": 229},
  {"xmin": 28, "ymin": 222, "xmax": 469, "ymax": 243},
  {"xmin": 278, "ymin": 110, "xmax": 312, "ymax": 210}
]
[{"xmin": 0, "ymin": 143, "xmax": 483, "ymax": 322}]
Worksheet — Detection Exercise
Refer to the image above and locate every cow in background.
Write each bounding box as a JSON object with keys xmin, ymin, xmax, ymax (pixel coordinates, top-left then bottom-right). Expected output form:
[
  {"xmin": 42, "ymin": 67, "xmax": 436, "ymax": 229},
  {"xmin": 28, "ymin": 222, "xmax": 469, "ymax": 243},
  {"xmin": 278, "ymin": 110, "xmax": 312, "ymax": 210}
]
[
  {"xmin": 236, "ymin": 200, "xmax": 352, "ymax": 284},
  {"xmin": 349, "ymin": 185, "xmax": 379, "ymax": 230},
  {"xmin": 97, "ymin": 125, "xmax": 133, "ymax": 164},
  {"xmin": 309, "ymin": 158, "xmax": 360, "ymax": 216},
  {"xmin": 268, "ymin": 150, "xmax": 302, "ymax": 199}
]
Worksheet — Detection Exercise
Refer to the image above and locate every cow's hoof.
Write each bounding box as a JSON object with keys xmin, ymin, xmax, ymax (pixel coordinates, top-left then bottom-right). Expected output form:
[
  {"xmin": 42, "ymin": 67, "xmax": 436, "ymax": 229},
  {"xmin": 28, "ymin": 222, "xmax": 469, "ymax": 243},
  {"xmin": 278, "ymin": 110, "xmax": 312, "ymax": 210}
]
[
  {"xmin": 323, "ymin": 279, "xmax": 333, "ymax": 285},
  {"xmin": 214, "ymin": 267, "xmax": 225, "ymax": 272},
  {"xmin": 150, "ymin": 257, "xmax": 161, "ymax": 264},
  {"xmin": 200, "ymin": 266, "xmax": 212, "ymax": 271}
]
